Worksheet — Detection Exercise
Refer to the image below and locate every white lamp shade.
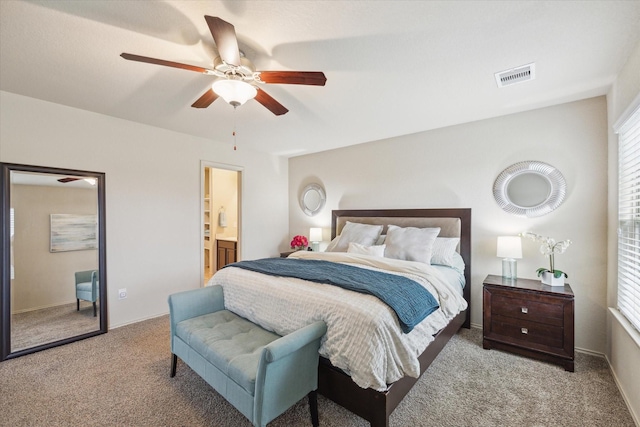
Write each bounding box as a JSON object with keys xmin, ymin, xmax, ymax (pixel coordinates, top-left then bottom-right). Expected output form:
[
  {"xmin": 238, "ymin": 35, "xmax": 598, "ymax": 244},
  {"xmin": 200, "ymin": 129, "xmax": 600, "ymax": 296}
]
[
  {"xmin": 497, "ymin": 236, "xmax": 522, "ymax": 259},
  {"xmin": 309, "ymin": 227, "xmax": 323, "ymax": 242},
  {"xmin": 212, "ymin": 79, "xmax": 257, "ymax": 106}
]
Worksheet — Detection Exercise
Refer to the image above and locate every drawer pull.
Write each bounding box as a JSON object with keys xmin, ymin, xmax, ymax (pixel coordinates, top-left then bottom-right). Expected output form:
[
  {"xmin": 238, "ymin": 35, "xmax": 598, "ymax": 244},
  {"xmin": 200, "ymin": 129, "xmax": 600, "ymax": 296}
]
[
  {"xmin": 521, "ymin": 307, "xmax": 528, "ymax": 314},
  {"xmin": 521, "ymin": 328, "xmax": 528, "ymax": 334}
]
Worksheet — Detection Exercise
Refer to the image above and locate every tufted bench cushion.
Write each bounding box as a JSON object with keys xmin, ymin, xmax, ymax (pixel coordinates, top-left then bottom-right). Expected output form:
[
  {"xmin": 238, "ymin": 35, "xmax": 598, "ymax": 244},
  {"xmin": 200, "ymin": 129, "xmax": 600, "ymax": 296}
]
[{"xmin": 175, "ymin": 310, "xmax": 280, "ymax": 395}]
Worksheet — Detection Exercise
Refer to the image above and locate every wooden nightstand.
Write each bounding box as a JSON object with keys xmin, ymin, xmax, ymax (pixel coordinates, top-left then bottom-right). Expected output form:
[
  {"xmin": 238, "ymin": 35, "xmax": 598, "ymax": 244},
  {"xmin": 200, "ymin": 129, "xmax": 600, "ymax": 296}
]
[{"xmin": 483, "ymin": 274, "xmax": 575, "ymax": 372}]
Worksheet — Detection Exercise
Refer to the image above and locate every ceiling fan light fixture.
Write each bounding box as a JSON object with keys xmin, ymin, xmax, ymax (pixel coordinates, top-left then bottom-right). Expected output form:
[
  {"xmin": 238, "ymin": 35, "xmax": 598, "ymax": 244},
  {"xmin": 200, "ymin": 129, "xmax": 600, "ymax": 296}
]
[{"xmin": 212, "ymin": 79, "xmax": 257, "ymax": 107}]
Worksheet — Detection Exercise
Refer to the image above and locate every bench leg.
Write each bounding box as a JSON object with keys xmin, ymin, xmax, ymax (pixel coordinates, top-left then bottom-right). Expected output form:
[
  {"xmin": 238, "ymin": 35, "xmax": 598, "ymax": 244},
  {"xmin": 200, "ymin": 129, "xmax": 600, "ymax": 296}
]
[
  {"xmin": 309, "ymin": 390, "xmax": 319, "ymax": 427},
  {"xmin": 170, "ymin": 354, "xmax": 177, "ymax": 378}
]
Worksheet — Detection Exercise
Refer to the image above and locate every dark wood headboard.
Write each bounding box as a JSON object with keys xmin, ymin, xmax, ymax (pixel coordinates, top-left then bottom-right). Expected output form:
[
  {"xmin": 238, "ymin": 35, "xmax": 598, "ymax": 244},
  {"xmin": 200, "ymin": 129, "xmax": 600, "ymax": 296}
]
[{"xmin": 331, "ymin": 208, "xmax": 471, "ymax": 328}]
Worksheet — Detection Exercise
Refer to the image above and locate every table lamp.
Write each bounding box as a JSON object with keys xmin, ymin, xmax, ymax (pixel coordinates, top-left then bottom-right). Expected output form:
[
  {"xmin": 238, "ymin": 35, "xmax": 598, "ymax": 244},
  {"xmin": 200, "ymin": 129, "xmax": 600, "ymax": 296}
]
[
  {"xmin": 310, "ymin": 228, "xmax": 322, "ymax": 251},
  {"xmin": 497, "ymin": 236, "xmax": 522, "ymax": 279}
]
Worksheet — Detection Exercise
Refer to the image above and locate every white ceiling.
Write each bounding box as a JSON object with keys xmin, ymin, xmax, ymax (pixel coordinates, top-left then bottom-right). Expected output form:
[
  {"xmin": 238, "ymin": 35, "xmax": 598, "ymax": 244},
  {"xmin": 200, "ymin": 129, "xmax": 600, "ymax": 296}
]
[{"xmin": 1, "ymin": 1, "xmax": 639, "ymax": 157}]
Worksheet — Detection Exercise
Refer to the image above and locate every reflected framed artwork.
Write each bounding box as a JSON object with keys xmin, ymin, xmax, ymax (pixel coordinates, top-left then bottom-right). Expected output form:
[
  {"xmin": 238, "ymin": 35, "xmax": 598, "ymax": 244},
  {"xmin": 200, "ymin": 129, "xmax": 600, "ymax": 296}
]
[{"xmin": 50, "ymin": 214, "xmax": 98, "ymax": 252}]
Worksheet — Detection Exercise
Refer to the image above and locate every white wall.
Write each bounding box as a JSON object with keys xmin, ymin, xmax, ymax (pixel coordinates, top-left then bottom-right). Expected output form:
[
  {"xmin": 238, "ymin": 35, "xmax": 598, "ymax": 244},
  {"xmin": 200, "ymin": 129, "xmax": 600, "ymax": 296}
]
[
  {"xmin": 289, "ymin": 96, "xmax": 608, "ymax": 354},
  {"xmin": 606, "ymin": 40, "xmax": 640, "ymax": 423},
  {"xmin": 212, "ymin": 168, "xmax": 239, "ymax": 240},
  {"xmin": 0, "ymin": 91, "xmax": 289, "ymax": 328},
  {"xmin": 12, "ymin": 185, "xmax": 98, "ymax": 312}
]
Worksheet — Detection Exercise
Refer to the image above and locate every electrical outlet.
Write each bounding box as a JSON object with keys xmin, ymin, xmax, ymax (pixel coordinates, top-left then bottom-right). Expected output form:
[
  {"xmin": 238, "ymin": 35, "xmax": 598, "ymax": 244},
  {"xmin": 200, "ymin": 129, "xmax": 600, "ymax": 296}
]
[{"xmin": 118, "ymin": 288, "xmax": 127, "ymax": 299}]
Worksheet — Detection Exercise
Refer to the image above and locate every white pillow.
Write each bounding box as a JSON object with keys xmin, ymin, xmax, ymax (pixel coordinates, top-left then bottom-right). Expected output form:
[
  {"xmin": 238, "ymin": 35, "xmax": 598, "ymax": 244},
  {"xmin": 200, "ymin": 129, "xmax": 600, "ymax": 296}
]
[
  {"xmin": 347, "ymin": 242, "xmax": 386, "ymax": 257},
  {"xmin": 329, "ymin": 221, "xmax": 384, "ymax": 252},
  {"xmin": 325, "ymin": 235, "xmax": 341, "ymax": 252},
  {"xmin": 384, "ymin": 225, "xmax": 440, "ymax": 264},
  {"xmin": 450, "ymin": 251, "xmax": 466, "ymax": 274},
  {"xmin": 431, "ymin": 237, "xmax": 460, "ymax": 267}
]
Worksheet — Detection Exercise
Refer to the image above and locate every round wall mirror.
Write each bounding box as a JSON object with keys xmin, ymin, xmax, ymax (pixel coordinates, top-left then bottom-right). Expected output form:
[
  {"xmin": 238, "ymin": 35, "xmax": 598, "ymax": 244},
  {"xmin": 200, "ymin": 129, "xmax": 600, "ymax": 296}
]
[
  {"xmin": 300, "ymin": 183, "xmax": 326, "ymax": 216},
  {"xmin": 493, "ymin": 161, "xmax": 566, "ymax": 217}
]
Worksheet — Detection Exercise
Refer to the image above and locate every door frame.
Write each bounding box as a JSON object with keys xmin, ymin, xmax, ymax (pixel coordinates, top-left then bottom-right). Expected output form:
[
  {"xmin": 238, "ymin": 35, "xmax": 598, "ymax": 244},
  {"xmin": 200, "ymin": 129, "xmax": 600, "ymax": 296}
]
[{"xmin": 200, "ymin": 161, "xmax": 243, "ymax": 286}]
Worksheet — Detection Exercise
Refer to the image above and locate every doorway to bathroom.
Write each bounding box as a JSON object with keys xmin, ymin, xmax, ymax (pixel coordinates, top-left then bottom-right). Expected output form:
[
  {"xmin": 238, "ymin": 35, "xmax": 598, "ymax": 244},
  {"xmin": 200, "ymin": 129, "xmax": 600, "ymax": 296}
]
[{"xmin": 202, "ymin": 162, "xmax": 241, "ymax": 285}]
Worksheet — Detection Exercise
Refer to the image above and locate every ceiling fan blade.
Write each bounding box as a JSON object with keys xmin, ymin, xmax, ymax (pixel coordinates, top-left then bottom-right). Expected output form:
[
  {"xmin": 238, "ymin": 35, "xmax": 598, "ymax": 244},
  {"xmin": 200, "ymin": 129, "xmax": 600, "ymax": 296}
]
[
  {"xmin": 191, "ymin": 89, "xmax": 219, "ymax": 108},
  {"xmin": 255, "ymin": 88, "xmax": 289, "ymax": 116},
  {"xmin": 257, "ymin": 71, "xmax": 327, "ymax": 86},
  {"xmin": 120, "ymin": 53, "xmax": 210, "ymax": 74},
  {"xmin": 205, "ymin": 16, "xmax": 241, "ymax": 67},
  {"xmin": 58, "ymin": 177, "xmax": 80, "ymax": 183}
]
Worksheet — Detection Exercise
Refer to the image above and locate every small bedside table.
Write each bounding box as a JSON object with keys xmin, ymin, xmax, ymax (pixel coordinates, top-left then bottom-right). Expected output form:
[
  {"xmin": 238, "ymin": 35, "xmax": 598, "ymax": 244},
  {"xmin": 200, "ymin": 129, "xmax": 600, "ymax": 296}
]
[
  {"xmin": 483, "ymin": 274, "xmax": 575, "ymax": 372},
  {"xmin": 281, "ymin": 249, "xmax": 314, "ymax": 258}
]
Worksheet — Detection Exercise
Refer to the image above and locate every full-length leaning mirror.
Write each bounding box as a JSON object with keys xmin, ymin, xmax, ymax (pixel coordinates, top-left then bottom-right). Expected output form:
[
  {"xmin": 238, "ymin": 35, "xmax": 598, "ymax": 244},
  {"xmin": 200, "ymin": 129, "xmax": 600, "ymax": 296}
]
[{"xmin": 0, "ymin": 163, "xmax": 107, "ymax": 361}]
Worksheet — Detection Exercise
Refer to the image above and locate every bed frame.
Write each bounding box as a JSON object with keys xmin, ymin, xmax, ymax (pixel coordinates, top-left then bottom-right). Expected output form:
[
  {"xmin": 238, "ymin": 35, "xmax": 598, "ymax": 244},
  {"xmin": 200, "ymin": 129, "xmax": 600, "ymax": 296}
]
[{"xmin": 317, "ymin": 208, "xmax": 471, "ymax": 427}]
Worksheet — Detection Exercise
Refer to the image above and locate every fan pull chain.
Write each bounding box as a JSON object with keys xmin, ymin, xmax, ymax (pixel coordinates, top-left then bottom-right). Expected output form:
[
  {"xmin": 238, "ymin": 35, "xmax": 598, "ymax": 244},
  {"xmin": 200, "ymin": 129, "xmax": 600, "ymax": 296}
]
[{"xmin": 233, "ymin": 106, "xmax": 237, "ymax": 151}]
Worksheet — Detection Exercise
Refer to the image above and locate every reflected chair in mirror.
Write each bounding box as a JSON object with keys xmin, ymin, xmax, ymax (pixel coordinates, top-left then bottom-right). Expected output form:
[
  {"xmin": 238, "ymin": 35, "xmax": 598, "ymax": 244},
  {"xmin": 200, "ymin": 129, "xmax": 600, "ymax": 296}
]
[{"xmin": 75, "ymin": 270, "xmax": 99, "ymax": 317}]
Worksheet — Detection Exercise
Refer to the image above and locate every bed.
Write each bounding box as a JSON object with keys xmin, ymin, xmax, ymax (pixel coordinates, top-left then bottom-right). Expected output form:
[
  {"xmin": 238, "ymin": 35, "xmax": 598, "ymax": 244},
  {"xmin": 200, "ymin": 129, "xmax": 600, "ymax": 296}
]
[{"xmin": 210, "ymin": 208, "xmax": 471, "ymax": 427}]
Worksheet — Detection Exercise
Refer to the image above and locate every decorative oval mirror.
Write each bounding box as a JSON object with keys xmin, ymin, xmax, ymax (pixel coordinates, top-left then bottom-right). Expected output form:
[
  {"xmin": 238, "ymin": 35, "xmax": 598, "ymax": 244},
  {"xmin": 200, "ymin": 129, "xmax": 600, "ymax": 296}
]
[
  {"xmin": 300, "ymin": 183, "xmax": 326, "ymax": 216},
  {"xmin": 493, "ymin": 161, "xmax": 566, "ymax": 217}
]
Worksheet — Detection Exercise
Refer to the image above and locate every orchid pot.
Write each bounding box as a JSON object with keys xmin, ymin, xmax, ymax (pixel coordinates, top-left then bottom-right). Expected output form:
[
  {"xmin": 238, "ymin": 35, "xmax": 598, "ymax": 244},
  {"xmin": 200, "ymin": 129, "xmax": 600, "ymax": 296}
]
[
  {"xmin": 539, "ymin": 269, "xmax": 566, "ymax": 287},
  {"xmin": 521, "ymin": 232, "xmax": 571, "ymax": 287}
]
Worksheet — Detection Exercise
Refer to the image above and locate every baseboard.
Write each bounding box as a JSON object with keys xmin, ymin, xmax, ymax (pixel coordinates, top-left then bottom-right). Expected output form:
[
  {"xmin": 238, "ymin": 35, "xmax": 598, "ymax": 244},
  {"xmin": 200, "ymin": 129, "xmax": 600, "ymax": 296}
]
[
  {"xmin": 575, "ymin": 346, "xmax": 605, "ymax": 358},
  {"xmin": 113, "ymin": 313, "xmax": 638, "ymax": 424},
  {"xmin": 108, "ymin": 311, "xmax": 168, "ymax": 330},
  {"xmin": 11, "ymin": 299, "xmax": 77, "ymax": 314},
  {"xmin": 473, "ymin": 323, "xmax": 605, "ymax": 358},
  {"xmin": 606, "ymin": 309, "xmax": 640, "ymax": 427},
  {"xmin": 474, "ymin": 320, "xmax": 636, "ymax": 424},
  {"xmin": 605, "ymin": 353, "xmax": 640, "ymax": 427}
]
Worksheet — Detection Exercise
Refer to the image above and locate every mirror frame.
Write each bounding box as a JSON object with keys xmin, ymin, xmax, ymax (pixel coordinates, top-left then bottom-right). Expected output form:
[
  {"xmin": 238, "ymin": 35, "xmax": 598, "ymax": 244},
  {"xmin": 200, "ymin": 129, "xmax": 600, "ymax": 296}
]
[
  {"xmin": 493, "ymin": 160, "xmax": 567, "ymax": 218},
  {"xmin": 300, "ymin": 183, "xmax": 326, "ymax": 216},
  {"xmin": 0, "ymin": 163, "xmax": 108, "ymax": 361}
]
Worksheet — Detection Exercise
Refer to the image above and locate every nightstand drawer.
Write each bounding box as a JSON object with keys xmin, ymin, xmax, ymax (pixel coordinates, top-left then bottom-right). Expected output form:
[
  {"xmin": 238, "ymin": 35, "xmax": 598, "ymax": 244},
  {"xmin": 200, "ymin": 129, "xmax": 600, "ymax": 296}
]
[
  {"xmin": 491, "ymin": 314, "xmax": 564, "ymax": 349},
  {"xmin": 491, "ymin": 293, "xmax": 564, "ymax": 326}
]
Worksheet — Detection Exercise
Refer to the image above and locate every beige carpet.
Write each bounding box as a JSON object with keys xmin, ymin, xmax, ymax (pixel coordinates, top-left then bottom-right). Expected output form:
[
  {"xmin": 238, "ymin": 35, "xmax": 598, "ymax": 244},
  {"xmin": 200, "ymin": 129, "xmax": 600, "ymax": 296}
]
[
  {"xmin": 11, "ymin": 302, "xmax": 100, "ymax": 351},
  {"xmin": 0, "ymin": 315, "xmax": 634, "ymax": 427}
]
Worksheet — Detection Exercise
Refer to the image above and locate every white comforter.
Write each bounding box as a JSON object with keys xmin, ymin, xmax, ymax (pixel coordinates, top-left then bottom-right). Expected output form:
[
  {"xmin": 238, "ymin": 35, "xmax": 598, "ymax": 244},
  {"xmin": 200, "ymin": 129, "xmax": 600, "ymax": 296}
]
[{"xmin": 208, "ymin": 251, "xmax": 468, "ymax": 391}]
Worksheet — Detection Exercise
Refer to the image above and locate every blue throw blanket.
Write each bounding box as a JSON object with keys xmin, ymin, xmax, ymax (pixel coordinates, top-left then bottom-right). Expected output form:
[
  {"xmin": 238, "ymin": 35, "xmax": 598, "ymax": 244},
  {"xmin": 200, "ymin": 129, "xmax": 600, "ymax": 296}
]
[{"xmin": 224, "ymin": 258, "xmax": 439, "ymax": 333}]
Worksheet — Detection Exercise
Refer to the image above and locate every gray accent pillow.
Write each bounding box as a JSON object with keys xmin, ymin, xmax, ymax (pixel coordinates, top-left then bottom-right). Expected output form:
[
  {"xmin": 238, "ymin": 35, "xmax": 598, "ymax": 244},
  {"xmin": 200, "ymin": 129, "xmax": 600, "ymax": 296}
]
[{"xmin": 431, "ymin": 237, "xmax": 460, "ymax": 267}]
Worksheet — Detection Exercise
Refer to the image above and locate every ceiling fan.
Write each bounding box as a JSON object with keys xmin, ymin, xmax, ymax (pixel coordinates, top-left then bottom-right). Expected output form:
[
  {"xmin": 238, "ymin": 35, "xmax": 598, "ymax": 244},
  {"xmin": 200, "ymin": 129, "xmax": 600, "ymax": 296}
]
[
  {"xmin": 57, "ymin": 177, "xmax": 96, "ymax": 185},
  {"xmin": 120, "ymin": 16, "xmax": 327, "ymax": 116}
]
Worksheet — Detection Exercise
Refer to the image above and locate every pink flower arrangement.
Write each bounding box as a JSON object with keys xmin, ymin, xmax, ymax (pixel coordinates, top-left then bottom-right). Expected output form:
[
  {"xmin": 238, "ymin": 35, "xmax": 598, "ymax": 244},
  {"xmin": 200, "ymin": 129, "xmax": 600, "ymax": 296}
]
[{"xmin": 290, "ymin": 235, "xmax": 308, "ymax": 250}]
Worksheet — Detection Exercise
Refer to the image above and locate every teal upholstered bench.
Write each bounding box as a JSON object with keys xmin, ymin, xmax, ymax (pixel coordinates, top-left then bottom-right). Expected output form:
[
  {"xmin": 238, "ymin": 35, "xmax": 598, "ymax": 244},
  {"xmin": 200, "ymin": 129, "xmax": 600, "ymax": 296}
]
[{"xmin": 168, "ymin": 285, "xmax": 326, "ymax": 427}]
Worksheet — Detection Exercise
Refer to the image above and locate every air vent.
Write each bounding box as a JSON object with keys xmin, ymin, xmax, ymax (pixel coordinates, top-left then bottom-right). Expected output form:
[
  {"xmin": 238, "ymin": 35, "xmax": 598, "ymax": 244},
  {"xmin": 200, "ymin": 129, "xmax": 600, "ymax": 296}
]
[{"xmin": 495, "ymin": 63, "xmax": 535, "ymax": 88}]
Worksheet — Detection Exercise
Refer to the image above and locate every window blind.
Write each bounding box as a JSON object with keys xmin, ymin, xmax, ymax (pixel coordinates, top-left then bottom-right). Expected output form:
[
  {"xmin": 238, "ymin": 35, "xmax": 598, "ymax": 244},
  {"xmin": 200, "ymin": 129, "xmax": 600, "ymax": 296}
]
[{"xmin": 617, "ymin": 103, "xmax": 640, "ymax": 333}]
